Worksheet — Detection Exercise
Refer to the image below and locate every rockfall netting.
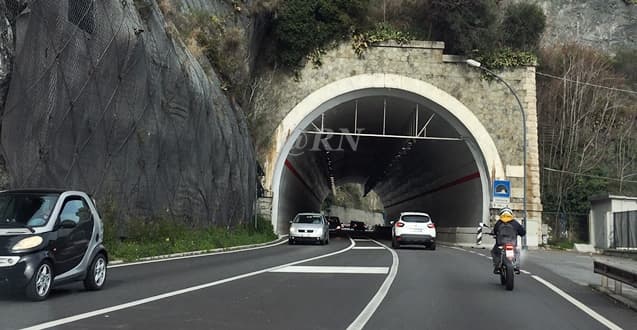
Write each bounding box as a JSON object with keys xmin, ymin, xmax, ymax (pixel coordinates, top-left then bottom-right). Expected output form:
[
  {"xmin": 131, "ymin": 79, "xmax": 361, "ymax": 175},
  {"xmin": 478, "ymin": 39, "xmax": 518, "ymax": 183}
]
[{"xmin": 0, "ymin": 0, "xmax": 256, "ymax": 229}]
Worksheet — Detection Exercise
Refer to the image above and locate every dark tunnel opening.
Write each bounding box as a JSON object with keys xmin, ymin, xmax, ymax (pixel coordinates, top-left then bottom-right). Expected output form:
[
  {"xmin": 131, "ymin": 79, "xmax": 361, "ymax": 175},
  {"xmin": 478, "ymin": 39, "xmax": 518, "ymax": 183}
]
[{"xmin": 274, "ymin": 91, "xmax": 490, "ymax": 243}]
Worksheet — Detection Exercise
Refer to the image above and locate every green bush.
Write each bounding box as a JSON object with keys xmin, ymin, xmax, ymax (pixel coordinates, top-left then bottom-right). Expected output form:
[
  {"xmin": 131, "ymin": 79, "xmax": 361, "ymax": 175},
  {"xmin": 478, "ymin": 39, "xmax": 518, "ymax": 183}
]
[
  {"xmin": 273, "ymin": 0, "xmax": 368, "ymax": 68},
  {"xmin": 501, "ymin": 2, "xmax": 546, "ymax": 51},
  {"xmin": 428, "ymin": 0, "xmax": 499, "ymax": 55},
  {"xmin": 101, "ymin": 212, "xmax": 277, "ymax": 261}
]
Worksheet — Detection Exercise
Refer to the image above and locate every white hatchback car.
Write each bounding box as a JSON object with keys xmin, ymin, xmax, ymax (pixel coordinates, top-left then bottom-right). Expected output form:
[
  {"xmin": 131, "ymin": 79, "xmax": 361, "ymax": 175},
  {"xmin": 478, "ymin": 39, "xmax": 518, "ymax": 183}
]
[
  {"xmin": 288, "ymin": 213, "xmax": 330, "ymax": 245},
  {"xmin": 391, "ymin": 212, "xmax": 436, "ymax": 250}
]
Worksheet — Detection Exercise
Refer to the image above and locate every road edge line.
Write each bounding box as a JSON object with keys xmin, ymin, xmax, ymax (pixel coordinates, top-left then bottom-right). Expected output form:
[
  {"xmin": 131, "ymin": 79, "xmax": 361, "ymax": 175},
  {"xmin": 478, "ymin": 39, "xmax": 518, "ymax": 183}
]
[
  {"xmin": 531, "ymin": 275, "xmax": 623, "ymax": 330},
  {"xmin": 347, "ymin": 238, "xmax": 399, "ymax": 330},
  {"xmin": 21, "ymin": 238, "xmax": 356, "ymax": 330}
]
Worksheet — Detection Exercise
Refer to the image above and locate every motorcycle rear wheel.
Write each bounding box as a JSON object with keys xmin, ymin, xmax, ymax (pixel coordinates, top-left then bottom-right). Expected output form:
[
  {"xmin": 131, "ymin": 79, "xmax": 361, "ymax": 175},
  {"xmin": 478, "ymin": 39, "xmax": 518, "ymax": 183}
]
[{"xmin": 505, "ymin": 264, "xmax": 515, "ymax": 290}]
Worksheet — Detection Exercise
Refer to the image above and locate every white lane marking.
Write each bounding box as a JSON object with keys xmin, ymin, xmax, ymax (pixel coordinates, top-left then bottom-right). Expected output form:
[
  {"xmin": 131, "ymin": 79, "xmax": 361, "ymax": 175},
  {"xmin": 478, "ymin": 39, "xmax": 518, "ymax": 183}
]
[
  {"xmin": 352, "ymin": 247, "xmax": 385, "ymax": 250},
  {"xmin": 347, "ymin": 239, "xmax": 399, "ymax": 330},
  {"xmin": 354, "ymin": 239, "xmax": 372, "ymax": 241},
  {"xmin": 22, "ymin": 238, "xmax": 356, "ymax": 330},
  {"xmin": 520, "ymin": 270, "xmax": 531, "ymax": 275},
  {"xmin": 450, "ymin": 246, "xmax": 465, "ymax": 251},
  {"xmin": 271, "ymin": 266, "xmax": 388, "ymax": 274},
  {"xmin": 109, "ymin": 238, "xmax": 289, "ymax": 269},
  {"xmin": 487, "ymin": 257, "xmax": 493, "ymax": 260},
  {"xmin": 531, "ymin": 275, "xmax": 623, "ymax": 330}
]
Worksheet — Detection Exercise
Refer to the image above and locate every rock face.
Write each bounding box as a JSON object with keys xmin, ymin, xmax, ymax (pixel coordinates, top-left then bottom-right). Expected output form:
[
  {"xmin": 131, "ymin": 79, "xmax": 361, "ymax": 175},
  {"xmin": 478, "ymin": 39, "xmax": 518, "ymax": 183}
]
[
  {"xmin": 521, "ymin": 0, "xmax": 637, "ymax": 52},
  {"xmin": 0, "ymin": 0, "xmax": 256, "ymax": 227}
]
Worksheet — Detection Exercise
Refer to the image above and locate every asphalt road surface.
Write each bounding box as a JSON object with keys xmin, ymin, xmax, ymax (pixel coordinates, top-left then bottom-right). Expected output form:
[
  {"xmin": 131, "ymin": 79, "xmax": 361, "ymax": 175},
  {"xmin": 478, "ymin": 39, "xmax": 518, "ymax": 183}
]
[{"xmin": 1, "ymin": 233, "xmax": 636, "ymax": 330}]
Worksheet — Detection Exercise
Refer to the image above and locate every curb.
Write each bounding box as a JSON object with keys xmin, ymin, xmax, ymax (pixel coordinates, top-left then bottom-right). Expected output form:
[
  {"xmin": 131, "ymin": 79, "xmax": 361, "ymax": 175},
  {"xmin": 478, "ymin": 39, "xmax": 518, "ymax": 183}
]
[
  {"xmin": 108, "ymin": 235, "xmax": 288, "ymax": 265},
  {"xmin": 589, "ymin": 284, "xmax": 637, "ymax": 312}
]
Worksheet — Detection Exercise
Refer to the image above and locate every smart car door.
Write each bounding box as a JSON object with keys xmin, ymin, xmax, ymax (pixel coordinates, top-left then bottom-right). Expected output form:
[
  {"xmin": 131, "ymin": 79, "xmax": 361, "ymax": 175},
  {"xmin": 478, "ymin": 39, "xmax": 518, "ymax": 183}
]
[{"xmin": 52, "ymin": 197, "xmax": 94, "ymax": 275}]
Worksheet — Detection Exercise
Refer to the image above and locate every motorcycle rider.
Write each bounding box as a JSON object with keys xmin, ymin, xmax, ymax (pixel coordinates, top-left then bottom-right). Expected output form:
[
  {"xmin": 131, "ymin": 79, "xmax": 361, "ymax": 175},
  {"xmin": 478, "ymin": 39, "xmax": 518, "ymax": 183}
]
[{"xmin": 491, "ymin": 207, "xmax": 526, "ymax": 274}]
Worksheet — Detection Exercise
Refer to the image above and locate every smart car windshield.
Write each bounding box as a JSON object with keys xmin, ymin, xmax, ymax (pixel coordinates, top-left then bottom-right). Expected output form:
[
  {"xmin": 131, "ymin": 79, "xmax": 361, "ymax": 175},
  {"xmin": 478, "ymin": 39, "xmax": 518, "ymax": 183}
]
[
  {"xmin": 293, "ymin": 214, "xmax": 323, "ymax": 224},
  {"xmin": 0, "ymin": 192, "xmax": 60, "ymax": 228}
]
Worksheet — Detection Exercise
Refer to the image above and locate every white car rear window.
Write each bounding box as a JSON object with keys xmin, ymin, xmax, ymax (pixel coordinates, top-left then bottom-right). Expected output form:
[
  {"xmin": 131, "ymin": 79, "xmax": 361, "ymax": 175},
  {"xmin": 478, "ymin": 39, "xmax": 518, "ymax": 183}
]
[{"xmin": 402, "ymin": 215, "xmax": 430, "ymax": 223}]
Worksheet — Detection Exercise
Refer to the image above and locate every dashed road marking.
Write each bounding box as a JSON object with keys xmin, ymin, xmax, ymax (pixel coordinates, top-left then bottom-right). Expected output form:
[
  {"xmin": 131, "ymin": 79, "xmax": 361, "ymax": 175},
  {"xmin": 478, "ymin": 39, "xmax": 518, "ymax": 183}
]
[
  {"xmin": 271, "ymin": 266, "xmax": 388, "ymax": 274},
  {"xmin": 352, "ymin": 246, "xmax": 385, "ymax": 250},
  {"xmin": 21, "ymin": 238, "xmax": 356, "ymax": 330}
]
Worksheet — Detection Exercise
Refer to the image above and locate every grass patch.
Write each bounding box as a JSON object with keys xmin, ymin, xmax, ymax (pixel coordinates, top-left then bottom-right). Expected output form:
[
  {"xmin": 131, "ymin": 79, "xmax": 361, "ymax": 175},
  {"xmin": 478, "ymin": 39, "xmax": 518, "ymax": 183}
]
[
  {"xmin": 548, "ymin": 240, "xmax": 575, "ymax": 250},
  {"xmin": 103, "ymin": 216, "xmax": 277, "ymax": 262}
]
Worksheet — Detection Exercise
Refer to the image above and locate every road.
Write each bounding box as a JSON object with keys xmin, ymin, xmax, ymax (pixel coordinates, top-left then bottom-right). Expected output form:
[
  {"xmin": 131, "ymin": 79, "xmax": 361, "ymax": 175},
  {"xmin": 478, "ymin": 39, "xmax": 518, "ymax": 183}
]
[{"xmin": 1, "ymin": 233, "xmax": 636, "ymax": 330}]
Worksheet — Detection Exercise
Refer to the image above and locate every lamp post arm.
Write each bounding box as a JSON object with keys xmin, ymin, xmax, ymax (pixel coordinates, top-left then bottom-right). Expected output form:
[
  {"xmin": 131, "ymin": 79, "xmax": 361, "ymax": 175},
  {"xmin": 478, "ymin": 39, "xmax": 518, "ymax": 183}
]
[{"xmin": 479, "ymin": 66, "xmax": 528, "ymax": 250}]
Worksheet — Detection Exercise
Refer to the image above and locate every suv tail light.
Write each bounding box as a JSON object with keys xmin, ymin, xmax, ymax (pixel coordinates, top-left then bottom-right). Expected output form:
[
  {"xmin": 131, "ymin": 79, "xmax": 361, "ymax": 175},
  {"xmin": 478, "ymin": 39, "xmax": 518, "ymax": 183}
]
[
  {"xmin": 427, "ymin": 223, "xmax": 435, "ymax": 228},
  {"xmin": 396, "ymin": 222, "xmax": 405, "ymax": 227}
]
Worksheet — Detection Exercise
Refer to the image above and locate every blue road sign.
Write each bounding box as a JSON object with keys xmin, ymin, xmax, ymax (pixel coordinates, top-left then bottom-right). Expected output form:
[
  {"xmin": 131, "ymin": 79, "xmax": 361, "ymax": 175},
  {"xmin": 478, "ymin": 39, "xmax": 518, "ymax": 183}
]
[{"xmin": 493, "ymin": 180, "xmax": 511, "ymax": 198}]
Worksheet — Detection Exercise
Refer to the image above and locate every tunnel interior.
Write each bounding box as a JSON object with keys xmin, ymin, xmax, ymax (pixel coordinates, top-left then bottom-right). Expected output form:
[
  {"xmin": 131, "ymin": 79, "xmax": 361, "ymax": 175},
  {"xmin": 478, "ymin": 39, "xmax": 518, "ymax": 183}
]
[{"xmin": 275, "ymin": 90, "xmax": 487, "ymax": 235}]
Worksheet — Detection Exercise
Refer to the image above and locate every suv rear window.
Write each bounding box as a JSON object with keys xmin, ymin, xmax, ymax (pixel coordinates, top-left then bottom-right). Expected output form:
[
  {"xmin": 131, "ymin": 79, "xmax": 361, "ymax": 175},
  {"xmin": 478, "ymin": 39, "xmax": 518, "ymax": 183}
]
[{"xmin": 402, "ymin": 215, "xmax": 430, "ymax": 223}]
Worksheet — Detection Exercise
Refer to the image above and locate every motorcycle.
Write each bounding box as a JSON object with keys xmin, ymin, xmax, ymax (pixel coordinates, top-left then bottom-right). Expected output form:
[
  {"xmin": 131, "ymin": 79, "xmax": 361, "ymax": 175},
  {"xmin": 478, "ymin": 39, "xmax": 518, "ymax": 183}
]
[{"xmin": 480, "ymin": 223, "xmax": 518, "ymax": 291}]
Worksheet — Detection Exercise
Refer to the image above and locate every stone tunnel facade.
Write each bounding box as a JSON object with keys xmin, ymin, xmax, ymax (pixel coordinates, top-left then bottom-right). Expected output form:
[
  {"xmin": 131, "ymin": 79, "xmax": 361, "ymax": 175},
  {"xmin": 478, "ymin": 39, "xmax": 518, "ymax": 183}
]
[{"xmin": 252, "ymin": 41, "xmax": 543, "ymax": 247}]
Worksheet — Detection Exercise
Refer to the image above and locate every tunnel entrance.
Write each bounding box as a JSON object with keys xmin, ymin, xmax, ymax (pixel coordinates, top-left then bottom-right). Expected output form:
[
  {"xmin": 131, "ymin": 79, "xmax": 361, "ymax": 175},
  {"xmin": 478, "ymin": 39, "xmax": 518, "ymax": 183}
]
[{"xmin": 269, "ymin": 75, "xmax": 505, "ymax": 244}]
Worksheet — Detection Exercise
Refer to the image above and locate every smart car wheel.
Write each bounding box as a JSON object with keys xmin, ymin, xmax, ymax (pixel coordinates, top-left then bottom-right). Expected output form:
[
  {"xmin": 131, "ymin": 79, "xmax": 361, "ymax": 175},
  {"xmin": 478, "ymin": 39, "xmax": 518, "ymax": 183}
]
[
  {"xmin": 84, "ymin": 253, "xmax": 107, "ymax": 291},
  {"xmin": 26, "ymin": 261, "xmax": 53, "ymax": 301}
]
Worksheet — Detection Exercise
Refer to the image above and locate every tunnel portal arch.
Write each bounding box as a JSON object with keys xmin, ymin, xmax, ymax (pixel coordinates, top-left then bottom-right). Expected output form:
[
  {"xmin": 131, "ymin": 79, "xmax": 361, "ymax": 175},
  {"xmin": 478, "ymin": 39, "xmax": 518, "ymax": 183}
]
[{"xmin": 269, "ymin": 74, "xmax": 506, "ymax": 236}]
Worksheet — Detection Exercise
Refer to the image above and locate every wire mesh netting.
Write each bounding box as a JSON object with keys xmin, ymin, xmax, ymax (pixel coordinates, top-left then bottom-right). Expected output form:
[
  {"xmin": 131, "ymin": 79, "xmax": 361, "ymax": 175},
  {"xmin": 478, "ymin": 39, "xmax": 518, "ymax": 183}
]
[{"xmin": 0, "ymin": 0, "xmax": 256, "ymax": 230}]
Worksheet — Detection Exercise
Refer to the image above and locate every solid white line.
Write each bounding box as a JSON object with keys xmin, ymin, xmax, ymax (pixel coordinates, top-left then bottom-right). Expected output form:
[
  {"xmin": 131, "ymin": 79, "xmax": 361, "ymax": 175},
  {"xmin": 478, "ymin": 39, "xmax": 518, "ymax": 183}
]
[
  {"xmin": 354, "ymin": 239, "xmax": 372, "ymax": 241},
  {"xmin": 520, "ymin": 270, "xmax": 531, "ymax": 275},
  {"xmin": 22, "ymin": 238, "xmax": 356, "ymax": 330},
  {"xmin": 531, "ymin": 275, "xmax": 623, "ymax": 330},
  {"xmin": 347, "ymin": 239, "xmax": 399, "ymax": 330},
  {"xmin": 450, "ymin": 246, "xmax": 465, "ymax": 251},
  {"xmin": 270, "ymin": 266, "xmax": 388, "ymax": 274},
  {"xmin": 109, "ymin": 238, "xmax": 289, "ymax": 269},
  {"xmin": 352, "ymin": 247, "xmax": 385, "ymax": 250}
]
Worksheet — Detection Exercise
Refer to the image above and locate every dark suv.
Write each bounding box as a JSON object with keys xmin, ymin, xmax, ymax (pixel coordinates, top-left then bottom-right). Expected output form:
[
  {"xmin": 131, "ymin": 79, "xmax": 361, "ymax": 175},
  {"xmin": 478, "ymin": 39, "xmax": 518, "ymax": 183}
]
[
  {"xmin": 326, "ymin": 216, "xmax": 341, "ymax": 231},
  {"xmin": 350, "ymin": 220, "xmax": 367, "ymax": 232}
]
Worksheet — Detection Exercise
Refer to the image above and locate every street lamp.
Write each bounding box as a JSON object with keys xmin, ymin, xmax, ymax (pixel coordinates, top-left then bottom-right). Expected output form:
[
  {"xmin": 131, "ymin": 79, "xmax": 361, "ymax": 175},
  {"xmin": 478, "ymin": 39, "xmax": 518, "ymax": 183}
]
[{"xmin": 466, "ymin": 59, "xmax": 528, "ymax": 250}]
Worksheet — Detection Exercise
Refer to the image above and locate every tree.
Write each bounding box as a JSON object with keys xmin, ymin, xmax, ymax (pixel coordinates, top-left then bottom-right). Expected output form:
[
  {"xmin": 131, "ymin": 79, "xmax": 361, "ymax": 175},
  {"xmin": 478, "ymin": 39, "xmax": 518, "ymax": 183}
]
[
  {"xmin": 501, "ymin": 2, "xmax": 546, "ymax": 51},
  {"xmin": 428, "ymin": 0, "xmax": 499, "ymax": 54},
  {"xmin": 538, "ymin": 44, "xmax": 634, "ymax": 222},
  {"xmin": 273, "ymin": 0, "xmax": 368, "ymax": 68}
]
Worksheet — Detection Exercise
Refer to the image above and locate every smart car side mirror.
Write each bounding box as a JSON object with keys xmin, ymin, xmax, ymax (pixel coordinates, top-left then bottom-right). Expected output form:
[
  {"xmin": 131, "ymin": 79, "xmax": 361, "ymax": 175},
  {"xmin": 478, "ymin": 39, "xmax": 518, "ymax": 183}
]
[{"xmin": 60, "ymin": 219, "xmax": 77, "ymax": 229}]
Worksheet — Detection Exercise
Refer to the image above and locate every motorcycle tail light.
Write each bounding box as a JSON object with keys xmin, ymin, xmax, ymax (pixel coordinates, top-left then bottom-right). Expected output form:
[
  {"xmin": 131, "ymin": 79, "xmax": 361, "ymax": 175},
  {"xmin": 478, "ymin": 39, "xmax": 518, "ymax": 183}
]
[{"xmin": 505, "ymin": 244, "xmax": 514, "ymax": 250}]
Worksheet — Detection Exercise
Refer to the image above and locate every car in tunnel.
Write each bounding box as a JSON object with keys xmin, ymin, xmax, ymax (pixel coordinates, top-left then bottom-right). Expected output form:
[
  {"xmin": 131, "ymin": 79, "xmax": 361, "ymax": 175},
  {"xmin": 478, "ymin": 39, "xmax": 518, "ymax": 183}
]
[
  {"xmin": 288, "ymin": 213, "xmax": 329, "ymax": 245},
  {"xmin": 391, "ymin": 212, "xmax": 436, "ymax": 250},
  {"xmin": 350, "ymin": 220, "xmax": 367, "ymax": 232},
  {"xmin": 326, "ymin": 216, "xmax": 342, "ymax": 232}
]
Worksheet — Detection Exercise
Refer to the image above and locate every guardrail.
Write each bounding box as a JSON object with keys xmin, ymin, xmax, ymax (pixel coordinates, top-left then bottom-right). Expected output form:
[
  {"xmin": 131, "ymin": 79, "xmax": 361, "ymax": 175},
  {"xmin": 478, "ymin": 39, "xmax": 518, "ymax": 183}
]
[{"xmin": 594, "ymin": 260, "xmax": 637, "ymax": 296}]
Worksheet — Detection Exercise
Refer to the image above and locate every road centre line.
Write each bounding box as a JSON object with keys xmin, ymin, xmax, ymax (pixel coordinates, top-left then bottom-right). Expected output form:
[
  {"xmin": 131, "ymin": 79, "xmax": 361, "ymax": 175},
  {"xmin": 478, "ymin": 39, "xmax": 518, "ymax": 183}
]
[
  {"xmin": 21, "ymin": 238, "xmax": 356, "ymax": 330},
  {"xmin": 531, "ymin": 275, "xmax": 622, "ymax": 330},
  {"xmin": 271, "ymin": 266, "xmax": 388, "ymax": 274},
  {"xmin": 347, "ymin": 238, "xmax": 399, "ymax": 330},
  {"xmin": 109, "ymin": 238, "xmax": 289, "ymax": 269}
]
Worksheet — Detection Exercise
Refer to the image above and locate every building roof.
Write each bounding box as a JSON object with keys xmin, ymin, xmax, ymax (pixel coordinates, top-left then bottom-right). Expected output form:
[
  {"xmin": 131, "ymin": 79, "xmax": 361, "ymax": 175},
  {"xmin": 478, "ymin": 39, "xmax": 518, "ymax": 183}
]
[{"xmin": 589, "ymin": 193, "xmax": 637, "ymax": 202}]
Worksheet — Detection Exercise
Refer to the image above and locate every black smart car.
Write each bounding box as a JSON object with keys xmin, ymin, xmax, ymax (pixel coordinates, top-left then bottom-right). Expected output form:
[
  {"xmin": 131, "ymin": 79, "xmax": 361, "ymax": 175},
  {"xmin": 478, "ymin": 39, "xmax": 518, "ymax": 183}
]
[{"xmin": 0, "ymin": 189, "xmax": 108, "ymax": 300}]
